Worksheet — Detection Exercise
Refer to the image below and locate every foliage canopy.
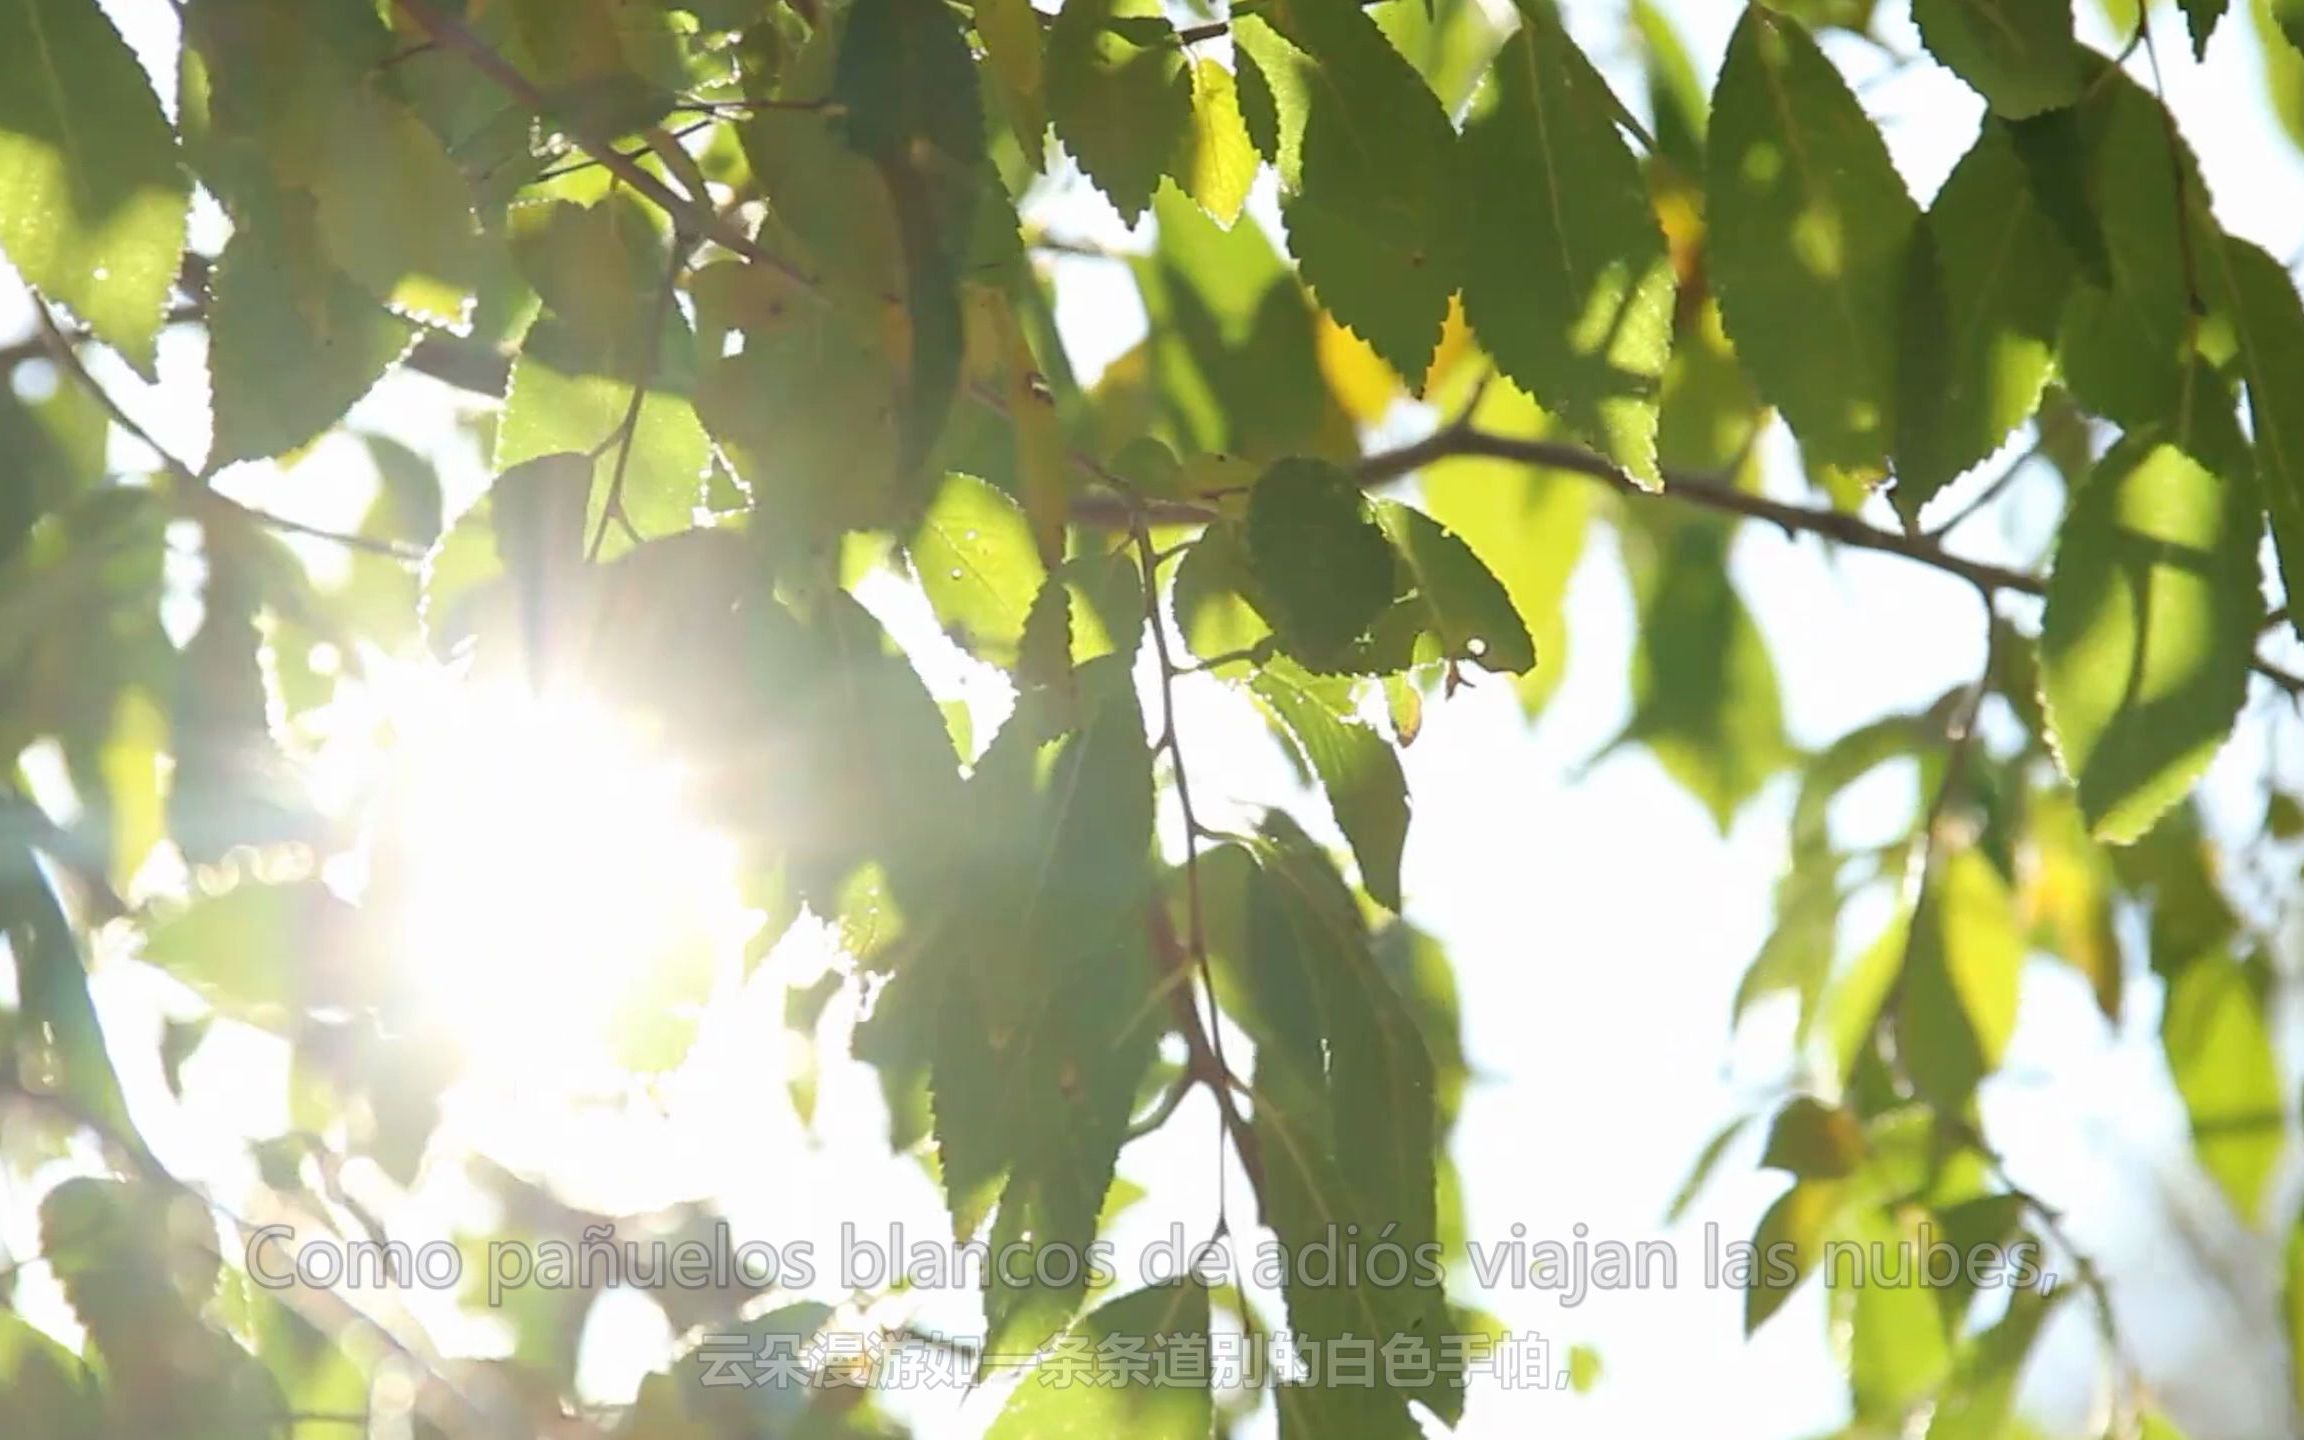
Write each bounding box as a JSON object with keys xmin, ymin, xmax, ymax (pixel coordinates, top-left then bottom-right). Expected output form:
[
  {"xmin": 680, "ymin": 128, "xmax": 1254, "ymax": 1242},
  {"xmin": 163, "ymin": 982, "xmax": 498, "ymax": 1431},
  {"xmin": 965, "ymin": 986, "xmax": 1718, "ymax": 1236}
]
[{"xmin": 5, "ymin": 0, "xmax": 2304, "ymax": 1436}]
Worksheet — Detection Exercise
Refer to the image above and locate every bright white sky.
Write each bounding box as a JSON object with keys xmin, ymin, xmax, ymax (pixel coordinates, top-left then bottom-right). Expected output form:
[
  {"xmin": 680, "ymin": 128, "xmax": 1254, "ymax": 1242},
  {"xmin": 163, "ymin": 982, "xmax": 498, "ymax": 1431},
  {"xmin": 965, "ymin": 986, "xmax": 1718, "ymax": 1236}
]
[{"xmin": 8, "ymin": 2, "xmax": 2304, "ymax": 1437}]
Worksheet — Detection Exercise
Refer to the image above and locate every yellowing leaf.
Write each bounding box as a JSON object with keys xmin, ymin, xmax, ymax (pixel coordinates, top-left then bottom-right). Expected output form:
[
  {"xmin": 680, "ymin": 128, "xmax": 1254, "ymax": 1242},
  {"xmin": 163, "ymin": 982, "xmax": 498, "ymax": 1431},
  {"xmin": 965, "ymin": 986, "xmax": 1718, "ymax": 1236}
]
[
  {"xmin": 1315, "ymin": 311, "xmax": 1400, "ymax": 423},
  {"xmin": 1174, "ymin": 57, "xmax": 1257, "ymax": 227}
]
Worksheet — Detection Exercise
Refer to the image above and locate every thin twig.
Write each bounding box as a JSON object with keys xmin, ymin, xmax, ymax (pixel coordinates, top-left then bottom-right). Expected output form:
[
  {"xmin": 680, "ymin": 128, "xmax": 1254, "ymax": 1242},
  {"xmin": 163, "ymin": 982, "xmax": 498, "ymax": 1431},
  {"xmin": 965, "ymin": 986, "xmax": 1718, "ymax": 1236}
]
[
  {"xmin": 1359, "ymin": 425, "xmax": 2047, "ymax": 597},
  {"xmin": 1135, "ymin": 520, "xmax": 1259, "ymax": 1226},
  {"xmin": 1924, "ymin": 441, "xmax": 2041, "ymax": 541},
  {"xmin": 390, "ymin": 0, "xmax": 820, "ymax": 293},
  {"xmin": 30, "ymin": 297, "xmax": 422, "ymax": 560}
]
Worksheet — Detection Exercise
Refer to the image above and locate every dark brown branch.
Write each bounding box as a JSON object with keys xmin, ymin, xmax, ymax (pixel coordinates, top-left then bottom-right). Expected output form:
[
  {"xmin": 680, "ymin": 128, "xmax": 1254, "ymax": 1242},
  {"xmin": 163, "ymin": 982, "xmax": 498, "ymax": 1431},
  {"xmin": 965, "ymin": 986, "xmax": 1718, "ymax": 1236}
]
[{"xmin": 1358, "ymin": 426, "xmax": 2047, "ymax": 597}]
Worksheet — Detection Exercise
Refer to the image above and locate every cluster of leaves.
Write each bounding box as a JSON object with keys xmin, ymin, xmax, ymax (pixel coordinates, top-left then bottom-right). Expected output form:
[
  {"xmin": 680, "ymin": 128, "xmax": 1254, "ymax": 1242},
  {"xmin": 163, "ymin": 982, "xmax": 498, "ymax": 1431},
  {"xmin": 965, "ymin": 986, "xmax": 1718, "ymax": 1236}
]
[{"xmin": 7, "ymin": 0, "xmax": 2304, "ymax": 1435}]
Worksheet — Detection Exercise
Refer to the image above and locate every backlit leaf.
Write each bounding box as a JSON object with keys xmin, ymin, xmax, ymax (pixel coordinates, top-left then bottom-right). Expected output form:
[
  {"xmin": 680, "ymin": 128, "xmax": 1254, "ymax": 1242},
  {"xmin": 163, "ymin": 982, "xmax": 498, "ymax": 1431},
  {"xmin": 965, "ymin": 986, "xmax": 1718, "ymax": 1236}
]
[
  {"xmin": 1618, "ymin": 518, "xmax": 1787, "ymax": 831},
  {"xmin": 1244, "ymin": 456, "xmax": 1399, "ymax": 670},
  {"xmin": 1418, "ymin": 382, "xmax": 1591, "ymax": 716},
  {"xmin": 206, "ymin": 183, "xmax": 415, "ymax": 466},
  {"xmin": 1710, "ymin": 7, "xmax": 1918, "ymax": 474},
  {"xmin": 0, "ymin": 0, "xmax": 188, "ymax": 372},
  {"xmin": 988, "ymin": 1282, "xmax": 1213, "ymax": 1439},
  {"xmin": 1459, "ymin": 9, "xmax": 1674, "ymax": 484},
  {"xmin": 1259, "ymin": 0, "xmax": 1460, "ymax": 380},
  {"xmin": 312, "ymin": 77, "xmax": 483, "ymax": 329},
  {"xmin": 1911, "ymin": 0, "xmax": 2082, "ymax": 117},
  {"xmin": 1895, "ymin": 119, "xmax": 2073, "ymax": 522},
  {"xmin": 1047, "ymin": 0, "xmax": 1192, "ymax": 223},
  {"xmin": 1896, "ymin": 845, "xmax": 2026, "ymax": 1105},
  {"xmin": 1372, "ymin": 499, "xmax": 1537, "ymax": 674},
  {"xmin": 2041, "ymin": 437, "xmax": 2257, "ymax": 844},
  {"xmin": 2203, "ymin": 234, "xmax": 2304, "ymax": 645},
  {"xmin": 1251, "ymin": 660, "xmax": 1411, "ymax": 911},
  {"xmin": 2163, "ymin": 953, "xmax": 2283, "ymax": 1222},
  {"xmin": 1174, "ymin": 57, "xmax": 1258, "ymax": 228}
]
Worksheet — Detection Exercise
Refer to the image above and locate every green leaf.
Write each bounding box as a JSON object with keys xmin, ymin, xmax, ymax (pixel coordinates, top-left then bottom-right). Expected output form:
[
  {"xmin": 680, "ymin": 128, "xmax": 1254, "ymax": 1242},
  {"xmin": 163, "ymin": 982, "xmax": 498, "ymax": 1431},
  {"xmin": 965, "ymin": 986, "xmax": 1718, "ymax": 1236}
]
[
  {"xmin": 976, "ymin": 0, "xmax": 1048, "ymax": 157},
  {"xmin": 834, "ymin": 0, "xmax": 984, "ymax": 475},
  {"xmin": 2276, "ymin": 0, "xmax": 2304, "ymax": 49},
  {"xmin": 1, "ymin": 818, "xmax": 137, "ymax": 1149},
  {"xmin": 311, "ymin": 77, "xmax": 482, "ymax": 329},
  {"xmin": 1911, "ymin": 0, "xmax": 2082, "ymax": 117},
  {"xmin": 2164, "ymin": 953, "xmax": 2283, "ymax": 1222},
  {"xmin": 1173, "ymin": 56, "xmax": 1257, "ymax": 227},
  {"xmin": 2181, "ymin": 0, "xmax": 2232, "ymax": 55},
  {"xmin": 1258, "ymin": 0, "xmax": 1459, "ymax": 380},
  {"xmin": 1371, "ymin": 500, "xmax": 1536, "ymax": 674},
  {"xmin": 2051, "ymin": 66, "xmax": 2219, "ymax": 444},
  {"xmin": 0, "ymin": 361, "xmax": 106, "ymax": 566},
  {"xmin": 2256, "ymin": 0, "xmax": 2304, "ymax": 155},
  {"xmin": 1761, "ymin": 1095, "xmax": 1864, "ymax": 1178},
  {"xmin": 1709, "ymin": 6, "xmax": 1918, "ymax": 474},
  {"xmin": 1047, "ymin": 0, "xmax": 1192, "ymax": 223},
  {"xmin": 1927, "ymin": 1283, "xmax": 2057, "ymax": 1440},
  {"xmin": 1250, "ymin": 660, "xmax": 1411, "ymax": 911},
  {"xmin": 498, "ymin": 344, "xmax": 711, "ymax": 549},
  {"xmin": 2202, "ymin": 235, "xmax": 2304, "ymax": 645},
  {"xmin": 1132, "ymin": 186, "xmax": 1351, "ymax": 459},
  {"xmin": 1244, "ymin": 456, "xmax": 1400, "ymax": 669},
  {"xmin": 2287, "ymin": 1204, "xmax": 2304, "ymax": 1425},
  {"xmin": 692, "ymin": 258, "xmax": 910, "ymax": 534},
  {"xmin": 206, "ymin": 183, "xmax": 415, "ymax": 467},
  {"xmin": 0, "ymin": 1310, "xmax": 102, "ymax": 1440},
  {"xmin": 987, "ymin": 1281, "xmax": 1213, "ymax": 1439},
  {"xmin": 1633, "ymin": 0, "xmax": 1709, "ymax": 177},
  {"xmin": 1212, "ymin": 818, "xmax": 1458, "ymax": 1431},
  {"xmin": 1896, "ymin": 846, "xmax": 2025, "ymax": 1106},
  {"xmin": 911, "ymin": 471, "xmax": 1049, "ymax": 666},
  {"xmin": 142, "ymin": 878, "xmax": 361, "ymax": 1030},
  {"xmin": 1745, "ymin": 1178, "xmax": 1843, "ymax": 1333},
  {"xmin": 2041, "ymin": 437, "xmax": 2257, "ymax": 844},
  {"xmin": 1459, "ymin": 9, "xmax": 1674, "ymax": 484},
  {"xmin": 2021, "ymin": 784, "xmax": 2124, "ymax": 1020},
  {"xmin": 1618, "ymin": 519, "xmax": 1786, "ymax": 831},
  {"xmin": 1895, "ymin": 119, "xmax": 2074, "ymax": 522},
  {"xmin": 1840, "ymin": 1203, "xmax": 1956, "ymax": 1420},
  {"xmin": 903, "ymin": 658, "xmax": 1160, "ymax": 1348},
  {"xmin": 1417, "ymin": 382, "xmax": 1591, "ymax": 714},
  {"xmin": 0, "ymin": 0, "xmax": 188, "ymax": 372}
]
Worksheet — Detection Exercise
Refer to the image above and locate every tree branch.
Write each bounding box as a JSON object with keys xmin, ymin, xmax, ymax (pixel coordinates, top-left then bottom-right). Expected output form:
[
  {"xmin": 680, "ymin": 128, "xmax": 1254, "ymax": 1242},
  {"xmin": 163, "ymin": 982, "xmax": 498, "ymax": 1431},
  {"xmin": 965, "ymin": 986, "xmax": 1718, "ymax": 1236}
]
[{"xmin": 389, "ymin": 0, "xmax": 821, "ymax": 294}]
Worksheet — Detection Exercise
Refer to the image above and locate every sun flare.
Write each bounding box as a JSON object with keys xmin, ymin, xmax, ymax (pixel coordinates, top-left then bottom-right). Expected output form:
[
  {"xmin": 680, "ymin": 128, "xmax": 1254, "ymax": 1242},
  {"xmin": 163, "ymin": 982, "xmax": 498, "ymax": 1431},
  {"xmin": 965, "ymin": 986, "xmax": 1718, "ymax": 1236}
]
[{"xmin": 364, "ymin": 674, "xmax": 749, "ymax": 1091}]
